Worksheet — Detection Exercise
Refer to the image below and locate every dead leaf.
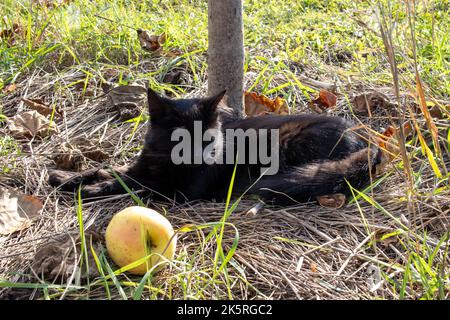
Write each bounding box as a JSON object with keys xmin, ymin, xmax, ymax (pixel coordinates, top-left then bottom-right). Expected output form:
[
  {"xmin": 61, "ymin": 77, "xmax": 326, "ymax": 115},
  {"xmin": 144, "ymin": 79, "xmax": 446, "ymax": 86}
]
[
  {"xmin": 16, "ymin": 194, "xmax": 43, "ymax": 219},
  {"xmin": 0, "ymin": 23, "xmax": 23, "ymax": 46},
  {"xmin": 244, "ymin": 92, "xmax": 289, "ymax": 117},
  {"xmin": 83, "ymin": 149, "xmax": 109, "ymax": 163},
  {"xmin": 317, "ymin": 193, "xmax": 346, "ymax": 208},
  {"xmin": 6, "ymin": 110, "xmax": 59, "ymax": 139},
  {"xmin": 164, "ymin": 48, "xmax": 183, "ymax": 57},
  {"xmin": 309, "ymin": 90, "xmax": 337, "ymax": 113},
  {"xmin": 352, "ymin": 91, "xmax": 394, "ymax": 115},
  {"xmin": 117, "ymin": 102, "xmax": 143, "ymax": 120},
  {"xmin": 2, "ymin": 83, "xmax": 17, "ymax": 94},
  {"xmin": 108, "ymin": 85, "xmax": 146, "ymax": 121},
  {"xmin": 31, "ymin": 229, "xmax": 103, "ymax": 281},
  {"xmin": 429, "ymin": 105, "xmax": 444, "ymax": 119},
  {"xmin": 163, "ymin": 69, "xmax": 192, "ymax": 86},
  {"xmin": 22, "ymin": 98, "xmax": 62, "ymax": 117},
  {"xmin": 380, "ymin": 234, "xmax": 399, "ymax": 248},
  {"xmin": 137, "ymin": 29, "xmax": 166, "ymax": 52},
  {"xmin": 378, "ymin": 121, "xmax": 413, "ymax": 160},
  {"xmin": 33, "ymin": 0, "xmax": 72, "ymax": 9},
  {"xmin": 53, "ymin": 138, "xmax": 109, "ymax": 171},
  {"xmin": 0, "ymin": 187, "xmax": 43, "ymax": 235},
  {"xmin": 53, "ymin": 144, "xmax": 85, "ymax": 171}
]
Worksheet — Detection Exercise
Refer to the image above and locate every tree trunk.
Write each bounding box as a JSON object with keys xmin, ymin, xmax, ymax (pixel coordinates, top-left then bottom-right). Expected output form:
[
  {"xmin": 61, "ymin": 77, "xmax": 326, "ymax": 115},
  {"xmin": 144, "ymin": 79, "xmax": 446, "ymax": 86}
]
[{"xmin": 207, "ymin": 0, "xmax": 244, "ymax": 117}]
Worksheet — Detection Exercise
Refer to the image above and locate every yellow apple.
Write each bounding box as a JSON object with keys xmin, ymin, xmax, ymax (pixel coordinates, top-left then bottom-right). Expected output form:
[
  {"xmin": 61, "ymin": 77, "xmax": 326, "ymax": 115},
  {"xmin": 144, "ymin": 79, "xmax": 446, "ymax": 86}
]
[{"xmin": 105, "ymin": 206, "xmax": 177, "ymax": 275}]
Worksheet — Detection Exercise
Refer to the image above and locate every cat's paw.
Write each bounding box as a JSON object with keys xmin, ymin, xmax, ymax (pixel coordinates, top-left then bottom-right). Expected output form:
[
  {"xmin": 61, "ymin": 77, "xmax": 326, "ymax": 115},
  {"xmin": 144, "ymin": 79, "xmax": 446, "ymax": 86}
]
[
  {"xmin": 80, "ymin": 181, "xmax": 115, "ymax": 198},
  {"xmin": 48, "ymin": 169, "xmax": 79, "ymax": 189},
  {"xmin": 48, "ymin": 168, "xmax": 111, "ymax": 191}
]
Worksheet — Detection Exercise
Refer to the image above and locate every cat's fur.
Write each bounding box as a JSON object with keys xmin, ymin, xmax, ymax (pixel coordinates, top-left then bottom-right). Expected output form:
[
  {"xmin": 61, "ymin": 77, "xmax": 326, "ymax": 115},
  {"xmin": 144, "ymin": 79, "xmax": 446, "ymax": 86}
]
[{"xmin": 48, "ymin": 89, "xmax": 381, "ymax": 205}]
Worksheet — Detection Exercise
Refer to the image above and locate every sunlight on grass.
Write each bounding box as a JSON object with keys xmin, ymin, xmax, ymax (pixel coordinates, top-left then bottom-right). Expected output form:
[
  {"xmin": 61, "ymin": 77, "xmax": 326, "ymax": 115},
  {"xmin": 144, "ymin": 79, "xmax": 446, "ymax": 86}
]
[{"xmin": 0, "ymin": 0, "xmax": 448, "ymax": 300}]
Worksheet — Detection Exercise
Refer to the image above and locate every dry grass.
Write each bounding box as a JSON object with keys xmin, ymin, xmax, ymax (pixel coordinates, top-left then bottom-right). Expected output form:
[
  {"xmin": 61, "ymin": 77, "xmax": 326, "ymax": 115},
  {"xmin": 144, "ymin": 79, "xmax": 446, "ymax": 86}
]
[
  {"xmin": 0, "ymin": 0, "xmax": 449, "ymax": 300},
  {"xmin": 0, "ymin": 65, "xmax": 448, "ymax": 299}
]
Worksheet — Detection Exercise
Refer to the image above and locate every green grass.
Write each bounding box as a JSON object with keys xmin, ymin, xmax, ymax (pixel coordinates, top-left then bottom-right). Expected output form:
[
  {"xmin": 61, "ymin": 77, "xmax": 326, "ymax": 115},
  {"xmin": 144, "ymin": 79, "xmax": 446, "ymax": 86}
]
[
  {"xmin": 0, "ymin": 0, "xmax": 448, "ymax": 300},
  {"xmin": 0, "ymin": 135, "xmax": 21, "ymax": 173},
  {"xmin": 1, "ymin": 0, "xmax": 448, "ymax": 97}
]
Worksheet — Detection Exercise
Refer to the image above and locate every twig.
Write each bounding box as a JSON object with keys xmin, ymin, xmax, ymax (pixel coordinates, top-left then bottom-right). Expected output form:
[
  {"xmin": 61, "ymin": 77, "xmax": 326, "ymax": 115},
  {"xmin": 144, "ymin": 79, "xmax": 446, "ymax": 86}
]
[{"xmin": 297, "ymin": 75, "xmax": 337, "ymax": 93}]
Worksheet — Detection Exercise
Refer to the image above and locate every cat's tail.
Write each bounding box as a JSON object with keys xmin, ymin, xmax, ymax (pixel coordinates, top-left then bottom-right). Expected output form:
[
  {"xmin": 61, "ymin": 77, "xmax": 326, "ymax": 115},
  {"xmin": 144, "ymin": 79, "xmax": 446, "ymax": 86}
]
[{"xmin": 250, "ymin": 146, "xmax": 382, "ymax": 205}]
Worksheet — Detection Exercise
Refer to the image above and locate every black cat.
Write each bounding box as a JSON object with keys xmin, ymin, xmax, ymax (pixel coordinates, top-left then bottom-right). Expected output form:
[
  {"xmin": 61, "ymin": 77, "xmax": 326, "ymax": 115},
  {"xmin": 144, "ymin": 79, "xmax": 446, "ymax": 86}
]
[{"xmin": 48, "ymin": 89, "xmax": 381, "ymax": 205}]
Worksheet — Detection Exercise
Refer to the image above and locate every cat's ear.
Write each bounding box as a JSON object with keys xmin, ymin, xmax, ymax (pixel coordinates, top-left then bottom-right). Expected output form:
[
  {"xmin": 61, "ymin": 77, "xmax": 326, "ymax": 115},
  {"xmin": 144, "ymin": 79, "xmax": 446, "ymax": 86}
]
[
  {"xmin": 202, "ymin": 90, "xmax": 227, "ymax": 114},
  {"xmin": 147, "ymin": 88, "xmax": 166, "ymax": 118}
]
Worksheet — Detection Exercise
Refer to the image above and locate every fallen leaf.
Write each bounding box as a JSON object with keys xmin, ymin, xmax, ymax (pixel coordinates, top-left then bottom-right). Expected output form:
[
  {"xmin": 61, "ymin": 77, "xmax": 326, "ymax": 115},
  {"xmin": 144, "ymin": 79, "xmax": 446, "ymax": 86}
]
[
  {"xmin": 413, "ymin": 101, "xmax": 447, "ymax": 120},
  {"xmin": 22, "ymin": 98, "xmax": 62, "ymax": 117},
  {"xmin": 2, "ymin": 83, "xmax": 17, "ymax": 94},
  {"xmin": 137, "ymin": 29, "xmax": 166, "ymax": 52},
  {"xmin": 108, "ymin": 85, "xmax": 146, "ymax": 121},
  {"xmin": 53, "ymin": 144, "xmax": 85, "ymax": 171},
  {"xmin": 352, "ymin": 91, "xmax": 394, "ymax": 115},
  {"xmin": 117, "ymin": 102, "xmax": 143, "ymax": 120},
  {"xmin": 163, "ymin": 69, "xmax": 192, "ymax": 86},
  {"xmin": 317, "ymin": 193, "xmax": 346, "ymax": 208},
  {"xmin": 33, "ymin": 0, "xmax": 72, "ymax": 8},
  {"xmin": 0, "ymin": 23, "xmax": 23, "ymax": 46},
  {"xmin": 164, "ymin": 48, "xmax": 184, "ymax": 57},
  {"xmin": 244, "ymin": 92, "xmax": 289, "ymax": 117},
  {"xmin": 53, "ymin": 138, "xmax": 109, "ymax": 171},
  {"xmin": 378, "ymin": 230, "xmax": 403, "ymax": 248},
  {"xmin": 309, "ymin": 89, "xmax": 337, "ymax": 113},
  {"xmin": 6, "ymin": 110, "xmax": 59, "ymax": 139},
  {"xmin": 429, "ymin": 105, "xmax": 443, "ymax": 119},
  {"xmin": 83, "ymin": 149, "xmax": 109, "ymax": 163},
  {"xmin": 16, "ymin": 194, "xmax": 43, "ymax": 219},
  {"xmin": 31, "ymin": 229, "xmax": 103, "ymax": 281},
  {"xmin": 373, "ymin": 122, "xmax": 414, "ymax": 175},
  {"xmin": 0, "ymin": 187, "xmax": 43, "ymax": 235},
  {"xmin": 378, "ymin": 121, "xmax": 413, "ymax": 160}
]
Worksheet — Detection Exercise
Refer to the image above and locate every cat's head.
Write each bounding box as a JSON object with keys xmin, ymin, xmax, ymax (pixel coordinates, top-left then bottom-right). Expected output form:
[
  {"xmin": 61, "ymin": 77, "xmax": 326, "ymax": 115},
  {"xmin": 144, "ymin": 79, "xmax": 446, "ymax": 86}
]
[
  {"xmin": 147, "ymin": 88, "xmax": 227, "ymax": 132},
  {"xmin": 146, "ymin": 89, "xmax": 229, "ymax": 165}
]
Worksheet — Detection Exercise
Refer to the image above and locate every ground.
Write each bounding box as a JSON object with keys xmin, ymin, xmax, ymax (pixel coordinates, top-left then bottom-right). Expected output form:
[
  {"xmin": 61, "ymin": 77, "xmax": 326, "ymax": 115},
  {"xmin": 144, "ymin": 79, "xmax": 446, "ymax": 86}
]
[{"xmin": 0, "ymin": 0, "xmax": 449, "ymax": 299}]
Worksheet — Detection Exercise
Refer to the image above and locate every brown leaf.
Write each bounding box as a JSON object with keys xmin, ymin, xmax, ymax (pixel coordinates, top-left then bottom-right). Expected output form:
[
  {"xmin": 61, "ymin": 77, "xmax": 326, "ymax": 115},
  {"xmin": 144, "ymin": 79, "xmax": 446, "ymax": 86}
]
[
  {"xmin": 33, "ymin": 0, "xmax": 72, "ymax": 8},
  {"xmin": 317, "ymin": 193, "xmax": 346, "ymax": 208},
  {"xmin": 16, "ymin": 194, "xmax": 43, "ymax": 219},
  {"xmin": 53, "ymin": 144, "xmax": 85, "ymax": 171},
  {"xmin": 6, "ymin": 110, "xmax": 59, "ymax": 139},
  {"xmin": 77, "ymin": 136, "xmax": 110, "ymax": 163},
  {"xmin": 0, "ymin": 23, "xmax": 23, "ymax": 46},
  {"xmin": 137, "ymin": 29, "xmax": 166, "ymax": 52},
  {"xmin": 116, "ymin": 103, "xmax": 143, "ymax": 120},
  {"xmin": 108, "ymin": 85, "xmax": 146, "ymax": 120},
  {"xmin": 429, "ymin": 106, "xmax": 443, "ymax": 119},
  {"xmin": 0, "ymin": 187, "xmax": 43, "ymax": 235},
  {"xmin": 425, "ymin": 101, "xmax": 446, "ymax": 120},
  {"xmin": 31, "ymin": 229, "xmax": 103, "ymax": 281},
  {"xmin": 164, "ymin": 48, "xmax": 184, "ymax": 57},
  {"xmin": 244, "ymin": 92, "xmax": 289, "ymax": 117},
  {"xmin": 309, "ymin": 90, "xmax": 337, "ymax": 112},
  {"xmin": 378, "ymin": 121, "xmax": 413, "ymax": 160},
  {"xmin": 82, "ymin": 149, "xmax": 109, "ymax": 163},
  {"xmin": 53, "ymin": 139, "xmax": 109, "ymax": 171},
  {"xmin": 22, "ymin": 98, "xmax": 62, "ymax": 117},
  {"xmin": 163, "ymin": 69, "xmax": 191, "ymax": 85},
  {"xmin": 352, "ymin": 91, "xmax": 393, "ymax": 115},
  {"xmin": 2, "ymin": 83, "xmax": 17, "ymax": 94}
]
